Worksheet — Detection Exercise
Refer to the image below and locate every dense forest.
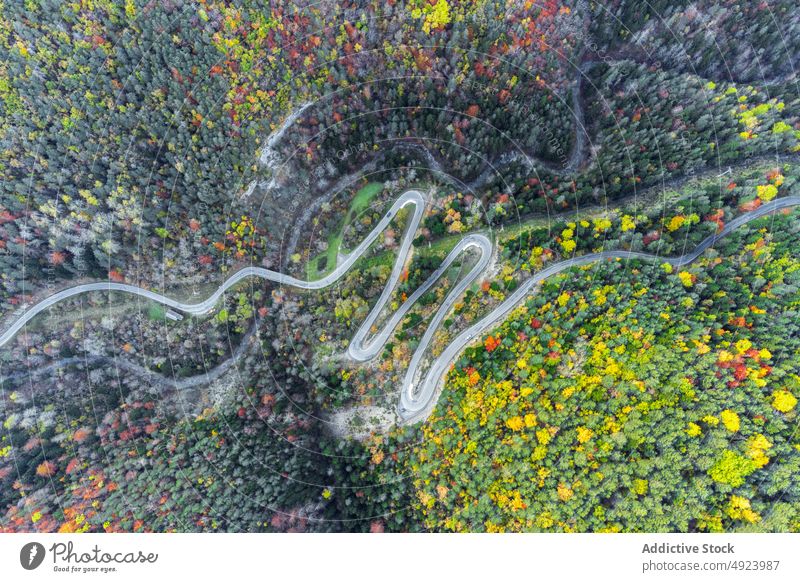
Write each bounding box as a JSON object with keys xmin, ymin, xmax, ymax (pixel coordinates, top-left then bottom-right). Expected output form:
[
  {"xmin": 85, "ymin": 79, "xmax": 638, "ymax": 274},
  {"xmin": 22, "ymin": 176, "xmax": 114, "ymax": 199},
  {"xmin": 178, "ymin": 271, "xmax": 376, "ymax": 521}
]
[{"xmin": 1, "ymin": 0, "xmax": 799, "ymax": 532}]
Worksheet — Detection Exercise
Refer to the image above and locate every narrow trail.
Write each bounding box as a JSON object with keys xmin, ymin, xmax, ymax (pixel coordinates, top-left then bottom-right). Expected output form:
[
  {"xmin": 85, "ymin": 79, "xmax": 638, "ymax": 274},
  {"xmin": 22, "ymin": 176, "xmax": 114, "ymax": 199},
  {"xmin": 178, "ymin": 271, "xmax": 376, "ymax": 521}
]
[{"xmin": 2, "ymin": 189, "xmax": 798, "ymax": 422}]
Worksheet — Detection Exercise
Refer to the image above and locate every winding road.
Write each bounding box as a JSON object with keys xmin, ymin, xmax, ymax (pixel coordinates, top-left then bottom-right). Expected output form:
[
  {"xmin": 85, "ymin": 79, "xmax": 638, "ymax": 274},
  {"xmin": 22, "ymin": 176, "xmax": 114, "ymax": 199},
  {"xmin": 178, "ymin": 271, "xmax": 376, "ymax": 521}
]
[{"xmin": 1, "ymin": 188, "xmax": 798, "ymax": 422}]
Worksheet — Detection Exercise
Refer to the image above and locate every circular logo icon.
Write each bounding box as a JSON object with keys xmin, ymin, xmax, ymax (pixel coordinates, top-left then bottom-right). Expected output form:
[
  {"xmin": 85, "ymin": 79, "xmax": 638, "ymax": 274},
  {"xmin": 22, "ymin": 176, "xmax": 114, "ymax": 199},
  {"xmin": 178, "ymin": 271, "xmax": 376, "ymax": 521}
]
[{"xmin": 20, "ymin": 542, "xmax": 46, "ymax": 570}]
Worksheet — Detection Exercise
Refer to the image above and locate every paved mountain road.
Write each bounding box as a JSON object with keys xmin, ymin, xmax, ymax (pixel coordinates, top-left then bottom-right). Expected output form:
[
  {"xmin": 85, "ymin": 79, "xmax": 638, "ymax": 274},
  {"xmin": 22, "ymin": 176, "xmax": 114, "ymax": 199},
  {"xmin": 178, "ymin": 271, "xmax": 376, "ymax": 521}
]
[{"xmin": 1, "ymin": 192, "xmax": 798, "ymax": 422}]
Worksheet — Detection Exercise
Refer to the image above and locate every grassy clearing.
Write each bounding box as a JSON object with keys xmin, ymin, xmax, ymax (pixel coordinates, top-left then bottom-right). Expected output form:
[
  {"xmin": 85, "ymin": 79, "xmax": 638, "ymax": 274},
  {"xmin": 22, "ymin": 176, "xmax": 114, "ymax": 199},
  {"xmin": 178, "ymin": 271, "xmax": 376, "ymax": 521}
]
[
  {"xmin": 305, "ymin": 160, "xmax": 780, "ymax": 283},
  {"xmin": 496, "ymin": 159, "xmax": 783, "ymax": 245},
  {"xmin": 306, "ymin": 182, "xmax": 384, "ymax": 280},
  {"xmin": 347, "ymin": 182, "xmax": 383, "ymax": 223}
]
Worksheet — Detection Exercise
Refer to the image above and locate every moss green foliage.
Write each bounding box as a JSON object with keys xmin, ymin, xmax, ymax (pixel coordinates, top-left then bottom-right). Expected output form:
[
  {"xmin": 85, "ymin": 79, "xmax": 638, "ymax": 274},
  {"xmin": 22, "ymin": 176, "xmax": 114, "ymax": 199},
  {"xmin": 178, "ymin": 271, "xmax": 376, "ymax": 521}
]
[
  {"xmin": 403, "ymin": 209, "xmax": 800, "ymax": 532},
  {"xmin": 3, "ymin": 0, "xmax": 800, "ymax": 533}
]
